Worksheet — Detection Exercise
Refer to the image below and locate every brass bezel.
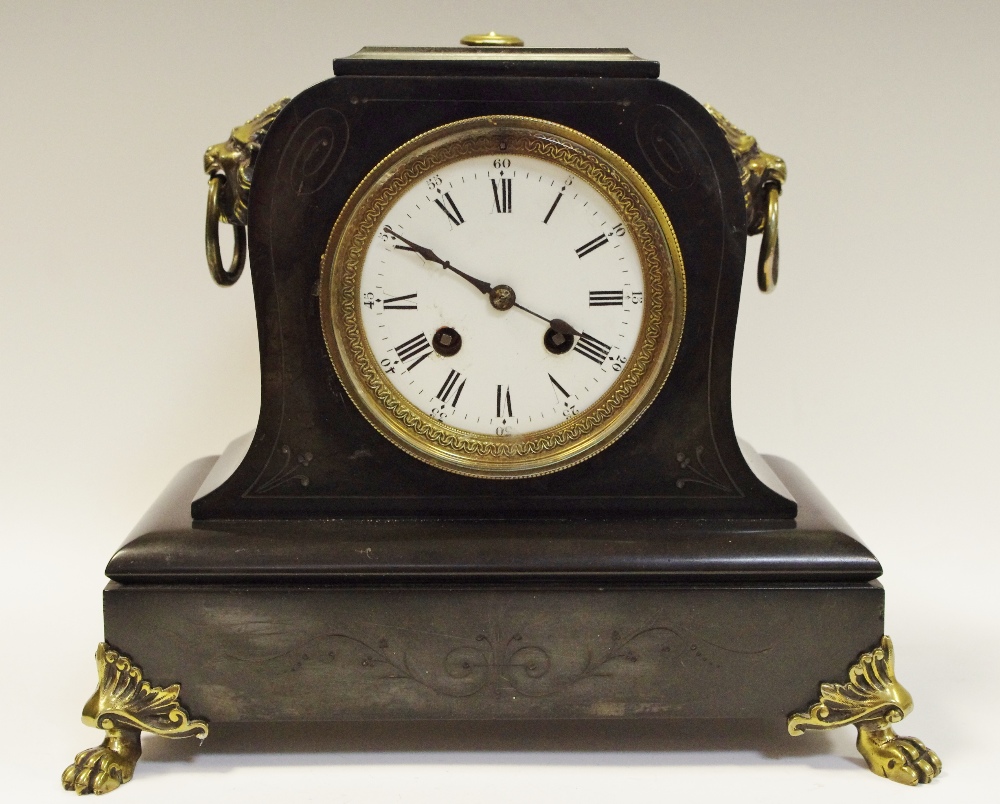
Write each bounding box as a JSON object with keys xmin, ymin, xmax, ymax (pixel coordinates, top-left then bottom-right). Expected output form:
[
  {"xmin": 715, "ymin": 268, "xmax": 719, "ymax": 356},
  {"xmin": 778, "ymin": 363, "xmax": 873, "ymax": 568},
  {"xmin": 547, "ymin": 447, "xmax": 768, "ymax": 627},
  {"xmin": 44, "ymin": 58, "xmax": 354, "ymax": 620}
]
[{"xmin": 319, "ymin": 116, "xmax": 686, "ymax": 478}]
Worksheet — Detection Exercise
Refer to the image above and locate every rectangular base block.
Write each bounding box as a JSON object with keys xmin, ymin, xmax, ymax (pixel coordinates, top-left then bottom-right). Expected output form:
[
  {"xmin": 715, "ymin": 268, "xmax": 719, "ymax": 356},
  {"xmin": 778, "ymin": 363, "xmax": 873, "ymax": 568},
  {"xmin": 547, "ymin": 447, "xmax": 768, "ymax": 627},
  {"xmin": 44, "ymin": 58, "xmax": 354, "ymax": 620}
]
[{"xmin": 104, "ymin": 581, "xmax": 883, "ymax": 722}]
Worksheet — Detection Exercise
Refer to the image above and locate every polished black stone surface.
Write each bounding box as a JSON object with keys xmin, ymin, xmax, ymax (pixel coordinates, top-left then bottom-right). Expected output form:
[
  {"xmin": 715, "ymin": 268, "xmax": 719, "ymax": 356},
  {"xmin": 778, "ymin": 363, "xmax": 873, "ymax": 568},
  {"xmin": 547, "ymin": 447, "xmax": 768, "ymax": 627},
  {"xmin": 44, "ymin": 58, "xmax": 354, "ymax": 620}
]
[
  {"xmin": 107, "ymin": 455, "xmax": 880, "ymax": 584},
  {"xmin": 105, "ymin": 581, "xmax": 884, "ymax": 722},
  {"xmin": 191, "ymin": 70, "xmax": 797, "ymax": 520},
  {"xmin": 333, "ymin": 46, "xmax": 660, "ymax": 78},
  {"xmin": 104, "ymin": 453, "xmax": 884, "ymax": 723}
]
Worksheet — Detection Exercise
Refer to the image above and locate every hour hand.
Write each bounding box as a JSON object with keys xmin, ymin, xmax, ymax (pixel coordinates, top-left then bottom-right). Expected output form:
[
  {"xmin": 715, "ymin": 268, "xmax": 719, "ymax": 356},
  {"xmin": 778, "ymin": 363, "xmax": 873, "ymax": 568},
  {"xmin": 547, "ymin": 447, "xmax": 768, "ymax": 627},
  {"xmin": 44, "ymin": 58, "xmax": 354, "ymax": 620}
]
[
  {"xmin": 384, "ymin": 227, "xmax": 492, "ymax": 295},
  {"xmin": 385, "ymin": 227, "xmax": 443, "ymax": 265}
]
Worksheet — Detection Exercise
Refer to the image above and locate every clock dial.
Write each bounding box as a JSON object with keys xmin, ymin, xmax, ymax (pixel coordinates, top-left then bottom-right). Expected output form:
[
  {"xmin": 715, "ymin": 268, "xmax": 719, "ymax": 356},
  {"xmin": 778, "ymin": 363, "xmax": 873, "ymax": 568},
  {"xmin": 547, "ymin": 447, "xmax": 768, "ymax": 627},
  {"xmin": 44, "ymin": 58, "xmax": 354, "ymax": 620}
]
[
  {"xmin": 360, "ymin": 157, "xmax": 645, "ymax": 437},
  {"xmin": 320, "ymin": 117, "xmax": 685, "ymax": 477}
]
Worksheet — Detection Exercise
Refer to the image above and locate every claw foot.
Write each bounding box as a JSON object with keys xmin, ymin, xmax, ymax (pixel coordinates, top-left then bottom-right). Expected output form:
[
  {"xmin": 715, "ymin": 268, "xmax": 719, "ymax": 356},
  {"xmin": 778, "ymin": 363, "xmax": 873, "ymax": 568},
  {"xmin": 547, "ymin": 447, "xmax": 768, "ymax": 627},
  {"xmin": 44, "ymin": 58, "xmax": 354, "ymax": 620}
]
[
  {"xmin": 788, "ymin": 635, "xmax": 942, "ymax": 785},
  {"xmin": 62, "ymin": 728, "xmax": 141, "ymax": 795},
  {"xmin": 63, "ymin": 644, "xmax": 208, "ymax": 794},
  {"xmin": 857, "ymin": 722, "xmax": 943, "ymax": 785}
]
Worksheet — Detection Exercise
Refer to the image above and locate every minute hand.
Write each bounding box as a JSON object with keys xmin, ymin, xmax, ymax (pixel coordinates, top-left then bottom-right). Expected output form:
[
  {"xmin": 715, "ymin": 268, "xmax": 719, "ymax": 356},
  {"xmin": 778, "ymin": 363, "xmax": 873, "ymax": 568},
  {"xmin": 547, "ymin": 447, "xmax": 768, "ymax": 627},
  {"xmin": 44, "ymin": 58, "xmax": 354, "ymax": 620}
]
[
  {"xmin": 384, "ymin": 227, "xmax": 491, "ymax": 295},
  {"xmin": 512, "ymin": 304, "xmax": 581, "ymax": 338}
]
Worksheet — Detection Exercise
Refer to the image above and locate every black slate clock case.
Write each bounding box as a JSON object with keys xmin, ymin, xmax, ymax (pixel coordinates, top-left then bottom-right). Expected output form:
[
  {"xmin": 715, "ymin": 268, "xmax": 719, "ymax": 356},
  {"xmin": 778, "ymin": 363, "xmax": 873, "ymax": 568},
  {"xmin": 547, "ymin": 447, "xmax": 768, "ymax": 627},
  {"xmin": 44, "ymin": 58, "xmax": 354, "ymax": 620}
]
[
  {"xmin": 191, "ymin": 49, "xmax": 797, "ymax": 520},
  {"xmin": 65, "ymin": 47, "xmax": 942, "ymax": 797}
]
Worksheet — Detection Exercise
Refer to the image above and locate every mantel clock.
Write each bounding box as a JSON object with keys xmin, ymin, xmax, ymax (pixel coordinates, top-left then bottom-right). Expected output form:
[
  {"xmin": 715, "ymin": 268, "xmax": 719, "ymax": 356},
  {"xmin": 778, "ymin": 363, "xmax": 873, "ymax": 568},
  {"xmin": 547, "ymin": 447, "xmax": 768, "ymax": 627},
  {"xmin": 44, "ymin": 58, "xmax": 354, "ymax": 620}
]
[{"xmin": 63, "ymin": 35, "xmax": 940, "ymax": 795}]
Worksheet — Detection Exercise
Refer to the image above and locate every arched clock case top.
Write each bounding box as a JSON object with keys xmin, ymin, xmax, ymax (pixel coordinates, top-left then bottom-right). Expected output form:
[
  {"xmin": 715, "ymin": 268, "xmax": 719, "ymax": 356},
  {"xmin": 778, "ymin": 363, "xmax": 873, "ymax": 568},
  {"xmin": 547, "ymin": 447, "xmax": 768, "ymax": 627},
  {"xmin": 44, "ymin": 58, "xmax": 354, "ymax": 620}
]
[{"xmin": 191, "ymin": 70, "xmax": 795, "ymax": 519}]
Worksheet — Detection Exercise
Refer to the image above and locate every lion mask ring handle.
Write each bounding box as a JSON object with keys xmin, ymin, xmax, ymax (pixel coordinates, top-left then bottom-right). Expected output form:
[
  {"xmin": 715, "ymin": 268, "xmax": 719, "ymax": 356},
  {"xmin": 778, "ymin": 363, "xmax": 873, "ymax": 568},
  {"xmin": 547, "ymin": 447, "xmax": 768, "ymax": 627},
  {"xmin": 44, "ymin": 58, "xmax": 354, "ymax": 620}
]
[
  {"xmin": 202, "ymin": 98, "xmax": 289, "ymax": 287},
  {"xmin": 705, "ymin": 105, "xmax": 787, "ymax": 294},
  {"xmin": 205, "ymin": 175, "xmax": 247, "ymax": 286}
]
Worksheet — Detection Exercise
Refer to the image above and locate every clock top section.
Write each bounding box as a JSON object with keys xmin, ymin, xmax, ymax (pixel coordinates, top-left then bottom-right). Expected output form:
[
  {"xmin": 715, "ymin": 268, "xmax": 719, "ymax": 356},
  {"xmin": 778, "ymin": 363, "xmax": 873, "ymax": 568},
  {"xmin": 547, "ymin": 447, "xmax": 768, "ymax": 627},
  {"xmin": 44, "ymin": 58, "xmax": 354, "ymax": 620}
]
[
  {"xmin": 196, "ymin": 45, "xmax": 793, "ymax": 518},
  {"xmin": 333, "ymin": 46, "xmax": 659, "ymax": 79}
]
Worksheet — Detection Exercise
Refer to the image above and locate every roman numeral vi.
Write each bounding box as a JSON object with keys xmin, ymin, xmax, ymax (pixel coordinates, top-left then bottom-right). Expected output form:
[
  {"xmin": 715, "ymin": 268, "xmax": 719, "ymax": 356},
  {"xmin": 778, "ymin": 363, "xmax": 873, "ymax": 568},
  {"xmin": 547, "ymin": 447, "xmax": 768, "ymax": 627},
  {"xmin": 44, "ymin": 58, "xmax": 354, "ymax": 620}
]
[{"xmin": 496, "ymin": 384, "xmax": 513, "ymax": 418}]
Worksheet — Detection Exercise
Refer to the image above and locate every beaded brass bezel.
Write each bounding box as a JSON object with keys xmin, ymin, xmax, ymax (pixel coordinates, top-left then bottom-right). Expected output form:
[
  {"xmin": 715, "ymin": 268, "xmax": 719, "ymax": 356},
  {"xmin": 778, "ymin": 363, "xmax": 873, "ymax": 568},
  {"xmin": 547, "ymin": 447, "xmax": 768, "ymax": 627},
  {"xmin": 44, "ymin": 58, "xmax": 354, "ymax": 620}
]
[{"xmin": 319, "ymin": 116, "xmax": 685, "ymax": 478}]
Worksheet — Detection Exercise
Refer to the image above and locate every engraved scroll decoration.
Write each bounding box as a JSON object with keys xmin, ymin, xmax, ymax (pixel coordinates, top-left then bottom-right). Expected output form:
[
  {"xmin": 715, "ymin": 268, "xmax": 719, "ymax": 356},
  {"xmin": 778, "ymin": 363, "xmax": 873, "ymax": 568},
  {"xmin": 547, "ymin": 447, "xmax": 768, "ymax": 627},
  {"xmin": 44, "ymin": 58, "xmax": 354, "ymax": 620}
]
[{"xmin": 225, "ymin": 623, "xmax": 771, "ymax": 701}]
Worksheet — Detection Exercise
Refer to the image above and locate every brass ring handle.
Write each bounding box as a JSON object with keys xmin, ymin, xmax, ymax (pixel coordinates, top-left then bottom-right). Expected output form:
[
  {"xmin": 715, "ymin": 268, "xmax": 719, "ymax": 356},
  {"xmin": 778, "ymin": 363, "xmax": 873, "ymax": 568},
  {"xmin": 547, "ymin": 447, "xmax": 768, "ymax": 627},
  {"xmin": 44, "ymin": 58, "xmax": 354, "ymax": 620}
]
[
  {"xmin": 205, "ymin": 175, "xmax": 247, "ymax": 286},
  {"xmin": 757, "ymin": 183, "xmax": 780, "ymax": 293}
]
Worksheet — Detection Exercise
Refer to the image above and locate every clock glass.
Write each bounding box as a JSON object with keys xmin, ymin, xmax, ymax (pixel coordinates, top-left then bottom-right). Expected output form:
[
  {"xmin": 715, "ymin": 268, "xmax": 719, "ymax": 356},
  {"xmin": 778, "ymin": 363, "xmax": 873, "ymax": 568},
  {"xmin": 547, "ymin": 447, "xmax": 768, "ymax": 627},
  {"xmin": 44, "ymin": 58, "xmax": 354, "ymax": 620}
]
[{"xmin": 320, "ymin": 116, "xmax": 685, "ymax": 477}]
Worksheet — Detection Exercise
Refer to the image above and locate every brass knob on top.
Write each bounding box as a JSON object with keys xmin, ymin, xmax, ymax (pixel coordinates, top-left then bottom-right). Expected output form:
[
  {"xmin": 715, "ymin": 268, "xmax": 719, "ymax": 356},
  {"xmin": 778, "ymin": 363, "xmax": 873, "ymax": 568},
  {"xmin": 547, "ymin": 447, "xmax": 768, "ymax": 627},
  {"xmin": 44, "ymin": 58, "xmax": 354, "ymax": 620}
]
[{"xmin": 460, "ymin": 32, "xmax": 524, "ymax": 47}]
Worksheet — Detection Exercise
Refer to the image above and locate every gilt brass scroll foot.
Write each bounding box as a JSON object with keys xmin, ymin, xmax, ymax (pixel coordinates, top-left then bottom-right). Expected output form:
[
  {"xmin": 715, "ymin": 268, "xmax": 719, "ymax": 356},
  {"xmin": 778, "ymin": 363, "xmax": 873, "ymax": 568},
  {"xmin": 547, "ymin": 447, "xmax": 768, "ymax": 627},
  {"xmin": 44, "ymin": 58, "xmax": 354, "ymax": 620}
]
[
  {"xmin": 788, "ymin": 635, "xmax": 942, "ymax": 785},
  {"xmin": 62, "ymin": 643, "xmax": 208, "ymax": 795}
]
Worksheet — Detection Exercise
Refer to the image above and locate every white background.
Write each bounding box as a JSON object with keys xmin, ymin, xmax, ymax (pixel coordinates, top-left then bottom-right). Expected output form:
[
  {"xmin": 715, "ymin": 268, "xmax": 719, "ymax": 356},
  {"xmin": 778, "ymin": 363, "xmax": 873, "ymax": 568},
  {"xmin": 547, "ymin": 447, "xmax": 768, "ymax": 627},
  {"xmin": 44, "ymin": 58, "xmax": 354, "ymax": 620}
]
[{"xmin": 2, "ymin": 2, "xmax": 997, "ymax": 801}]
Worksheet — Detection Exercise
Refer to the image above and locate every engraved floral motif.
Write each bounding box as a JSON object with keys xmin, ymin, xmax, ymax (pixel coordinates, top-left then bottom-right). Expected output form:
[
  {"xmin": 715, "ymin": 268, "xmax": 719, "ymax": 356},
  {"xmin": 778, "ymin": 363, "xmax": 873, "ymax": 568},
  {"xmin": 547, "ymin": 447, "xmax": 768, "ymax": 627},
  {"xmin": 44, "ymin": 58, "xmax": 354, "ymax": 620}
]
[
  {"xmin": 297, "ymin": 628, "xmax": 684, "ymax": 698},
  {"xmin": 253, "ymin": 445, "xmax": 313, "ymax": 493},
  {"xmin": 675, "ymin": 445, "xmax": 732, "ymax": 492},
  {"xmin": 231, "ymin": 623, "xmax": 772, "ymax": 700}
]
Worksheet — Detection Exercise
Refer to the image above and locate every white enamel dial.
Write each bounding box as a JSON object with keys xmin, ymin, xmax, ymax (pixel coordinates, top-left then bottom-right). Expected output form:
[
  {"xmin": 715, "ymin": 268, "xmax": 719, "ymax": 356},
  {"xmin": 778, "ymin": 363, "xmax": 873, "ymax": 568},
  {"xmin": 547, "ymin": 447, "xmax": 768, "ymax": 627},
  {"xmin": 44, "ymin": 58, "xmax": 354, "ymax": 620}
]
[
  {"xmin": 359, "ymin": 154, "xmax": 644, "ymax": 437},
  {"xmin": 321, "ymin": 117, "xmax": 685, "ymax": 478}
]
